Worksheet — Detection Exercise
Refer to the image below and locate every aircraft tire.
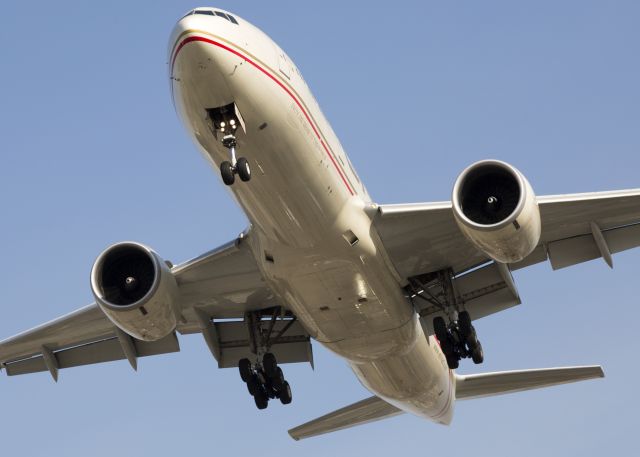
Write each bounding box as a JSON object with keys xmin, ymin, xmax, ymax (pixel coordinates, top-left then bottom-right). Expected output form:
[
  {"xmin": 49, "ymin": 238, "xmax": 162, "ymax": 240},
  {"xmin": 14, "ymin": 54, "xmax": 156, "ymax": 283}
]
[
  {"xmin": 254, "ymin": 389, "xmax": 269, "ymax": 409},
  {"xmin": 466, "ymin": 329, "xmax": 479, "ymax": 349},
  {"xmin": 237, "ymin": 157, "xmax": 251, "ymax": 182},
  {"xmin": 471, "ymin": 341, "xmax": 484, "ymax": 364},
  {"xmin": 247, "ymin": 374, "xmax": 260, "ymax": 396},
  {"xmin": 263, "ymin": 352, "xmax": 278, "ymax": 377},
  {"xmin": 271, "ymin": 366, "xmax": 285, "ymax": 389},
  {"xmin": 446, "ymin": 354, "xmax": 459, "ymax": 370},
  {"xmin": 279, "ymin": 381, "xmax": 292, "ymax": 405},
  {"xmin": 433, "ymin": 317, "xmax": 448, "ymax": 342},
  {"xmin": 239, "ymin": 358, "xmax": 252, "ymax": 383},
  {"xmin": 220, "ymin": 161, "xmax": 235, "ymax": 185},
  {"xmin": 458, "ymin": 311, "xmax": 473, "ymax": 337}
]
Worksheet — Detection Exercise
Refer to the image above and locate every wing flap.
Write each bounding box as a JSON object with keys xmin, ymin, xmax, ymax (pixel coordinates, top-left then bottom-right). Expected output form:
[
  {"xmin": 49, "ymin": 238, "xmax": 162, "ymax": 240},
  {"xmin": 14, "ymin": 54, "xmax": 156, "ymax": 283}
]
[
  {"xmin": 547, "ymin": 222, "xmax": 640, "ymax": 270},
  {"xmin": 0, "ymin": 304, "xmax": 114, "ymax": 364},
  {"xmin": 288, "ymin": 396, "xmax": 401, "ymax": 441},
  {"xmin": 413, "ymin": 261, "xmax": 521, "ymax": 325},
  {"xmin": 4, "ymin": 333, "xmax": 180, "ymax": 377},
  {"xmin": 208, "ymin": 320, "xmax": 312, "ymax": 368},
  {"xmin": 456, "ymin": 365, "xmax": 604, "ymax": 400},
  {"xmin": 537, "ymin": 189, "xmax": 640, "ymax": 242}
]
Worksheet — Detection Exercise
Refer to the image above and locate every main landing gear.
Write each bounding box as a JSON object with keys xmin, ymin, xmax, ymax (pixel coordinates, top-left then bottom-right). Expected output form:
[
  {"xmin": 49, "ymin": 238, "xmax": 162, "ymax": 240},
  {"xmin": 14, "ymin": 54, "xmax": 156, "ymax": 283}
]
[
  {"xmin": 433, "ymin": 311, "xmax": 483, "ymax": 369},
  {"xmin": 238, "ymin": 353, "xmax": 292, "ymax": 410},
  {"xmin": 408, "ymin": 269, "xmax": 485, "ymax": 370},
  {"xmin": 238, "ymin": 309, "xmax": 296, "ymax": 409}
]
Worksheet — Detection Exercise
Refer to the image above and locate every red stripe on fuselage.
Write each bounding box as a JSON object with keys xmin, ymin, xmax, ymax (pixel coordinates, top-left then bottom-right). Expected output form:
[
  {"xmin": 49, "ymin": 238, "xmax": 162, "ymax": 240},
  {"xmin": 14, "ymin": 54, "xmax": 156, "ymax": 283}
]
[{"xmin": 172, "ymin": 35, "xmax": 355, "ymax": 196}]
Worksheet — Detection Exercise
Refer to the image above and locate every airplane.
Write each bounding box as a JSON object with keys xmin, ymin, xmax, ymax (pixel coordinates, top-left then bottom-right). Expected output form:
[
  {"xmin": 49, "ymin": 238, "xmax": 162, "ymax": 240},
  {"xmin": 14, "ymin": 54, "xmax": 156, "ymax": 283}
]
[{"xmin": 1, "ymin": 7, "xmax": 639, "ymax": 440}]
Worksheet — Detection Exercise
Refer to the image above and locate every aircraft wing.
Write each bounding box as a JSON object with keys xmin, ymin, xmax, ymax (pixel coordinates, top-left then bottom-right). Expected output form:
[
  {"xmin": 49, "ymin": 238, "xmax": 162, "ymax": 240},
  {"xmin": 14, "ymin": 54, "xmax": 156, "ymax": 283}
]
[
  {"xmin": 374, "ymin": 189, "xmax": 640, "ymax": 321},
  {"xmin": 0, "ymin": 235, "xmax": 312, "ymax": 379}
]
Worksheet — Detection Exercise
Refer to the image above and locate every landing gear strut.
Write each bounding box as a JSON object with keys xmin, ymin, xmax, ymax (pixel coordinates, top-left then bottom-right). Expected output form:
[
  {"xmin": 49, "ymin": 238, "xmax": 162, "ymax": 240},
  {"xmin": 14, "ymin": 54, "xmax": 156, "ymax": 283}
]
[
  {"xmin": 408, "ymin": 269, "xmax": 484, "ymax": 369},
  {"xmin": 238, "ymin": 309, "xmax": 295, "ymax": 409}
]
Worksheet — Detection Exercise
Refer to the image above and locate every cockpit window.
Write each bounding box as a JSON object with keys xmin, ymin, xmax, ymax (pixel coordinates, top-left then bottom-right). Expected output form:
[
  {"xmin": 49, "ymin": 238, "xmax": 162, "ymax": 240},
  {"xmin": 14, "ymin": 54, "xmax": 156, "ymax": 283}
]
[{"xmin": 191, "ymin": 9, "xmax": 239, "ymax": 25}]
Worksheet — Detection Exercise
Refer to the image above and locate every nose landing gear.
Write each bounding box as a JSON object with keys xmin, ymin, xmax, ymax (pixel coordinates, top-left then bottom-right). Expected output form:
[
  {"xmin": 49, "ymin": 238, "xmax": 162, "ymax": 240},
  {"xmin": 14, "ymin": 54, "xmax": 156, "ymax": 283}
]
[
  {"xmin": 206, "ymin": 103, "xmax": 251, "ymax": 186},
  {"xmin": 219, "ymin": 133, "xmax": 251, "ymax": 186}
]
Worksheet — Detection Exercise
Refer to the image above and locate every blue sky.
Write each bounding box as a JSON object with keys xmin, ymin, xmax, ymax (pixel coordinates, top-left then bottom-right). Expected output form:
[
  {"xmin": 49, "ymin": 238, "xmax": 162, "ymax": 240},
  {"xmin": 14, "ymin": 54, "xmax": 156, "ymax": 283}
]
[{"xmin": 1, "ymin": 1, "xmax": 639, "ymax": 455}]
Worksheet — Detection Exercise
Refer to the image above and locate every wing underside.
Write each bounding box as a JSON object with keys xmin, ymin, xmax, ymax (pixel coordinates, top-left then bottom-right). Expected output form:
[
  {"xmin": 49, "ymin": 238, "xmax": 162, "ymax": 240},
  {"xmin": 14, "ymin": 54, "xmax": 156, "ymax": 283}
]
[
  {"xmin": 0, "ymin": 234, "xmax": 313, "ymax": 379},
  {"xmin": 374, "ymin": 189, "xmax": 640, "ymax": 323}
]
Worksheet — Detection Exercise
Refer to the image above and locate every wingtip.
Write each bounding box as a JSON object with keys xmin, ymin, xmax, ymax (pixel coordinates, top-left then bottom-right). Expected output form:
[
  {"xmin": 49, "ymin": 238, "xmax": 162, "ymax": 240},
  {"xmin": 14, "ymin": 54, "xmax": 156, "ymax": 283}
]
[{"xmin": 581, "ymin": 364, "xmax": 605, "ymax": 378}]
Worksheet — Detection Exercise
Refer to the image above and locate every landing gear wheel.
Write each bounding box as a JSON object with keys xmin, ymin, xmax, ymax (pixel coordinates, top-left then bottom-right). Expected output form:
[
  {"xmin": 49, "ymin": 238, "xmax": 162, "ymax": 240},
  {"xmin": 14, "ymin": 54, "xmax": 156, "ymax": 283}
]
[
  {"xmin": 263, "ymin": 352, "xmax": 278, "ymax": 378},
  {"xmin": 271, "ymin": 366, "xmax": 285, "ymax": 389},
  {"xmin": 238, "ymin": 358, "xmax": 252, "ymax": 383},
  {"xmin": 236, "ymin": 157, "xmax": 251, "ymax": 182},
  {"xmin": 471, "ymin": 341, "xmax": 484, "ymax": 364},
  {"xmin": 439, "ymin": 337, "xmax": 455, "ymax": 359},
  {"xmin": 220, "ymin": 161, "xmax": 235, "ymax": 185},
  {"xmin": 279, "ymin": 381, "xmax": 292, "ymax": 405},
  {"xmin": 433, "ymin": 317, "xmax": 448, "ymax": 343},
  {"xmin": 466, "ymin": 331, "xmax": 479, "ymax": 349},
  {"xmin": 458, "ymin": 311, "xmax": 472, "ymax": 337},
  {"xmin": 434, "ymin": 316, "xmax": 460, "ymax": 369},
  {"xmin": 247, "ymin": 374, "xmax": 260, "ymax": 396},
  {"xmin": 254, "ymin": 389, "xmax": 269, "ymax": 410}
]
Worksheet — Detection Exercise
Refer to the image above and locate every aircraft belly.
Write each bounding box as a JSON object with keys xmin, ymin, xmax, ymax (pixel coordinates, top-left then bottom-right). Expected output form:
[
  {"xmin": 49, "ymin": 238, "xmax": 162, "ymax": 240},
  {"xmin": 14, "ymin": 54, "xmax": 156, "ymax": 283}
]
[
  {"xmin": 172, "ymin": 24, "xmax": 454, "ymax": 423},
  {"xmin": 350, "ymin": 321, "xmax": 455, "ymax": 424}
]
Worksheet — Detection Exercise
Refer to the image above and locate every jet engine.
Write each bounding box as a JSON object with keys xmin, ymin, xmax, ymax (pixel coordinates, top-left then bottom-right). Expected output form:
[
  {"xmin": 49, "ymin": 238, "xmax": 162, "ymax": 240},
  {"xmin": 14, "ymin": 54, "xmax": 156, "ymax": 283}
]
[
  {"xmin": 90, "ymin": 242, "xmax": 179, "ymax": 341},
  {"xmin": 452, "ymin": 160, "xmax": 541, "ymax": 264}
]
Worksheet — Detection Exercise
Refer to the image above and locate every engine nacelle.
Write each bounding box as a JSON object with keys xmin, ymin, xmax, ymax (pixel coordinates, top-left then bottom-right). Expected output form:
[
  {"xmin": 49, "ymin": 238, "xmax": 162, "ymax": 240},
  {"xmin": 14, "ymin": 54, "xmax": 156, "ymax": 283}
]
[
  {"xmin": 452, "ymin": 160, "xmax": 541, "ymax": 264},
  {"xmin": 91, "ymin": 242, "xmax": 179, "ymax": 341}
]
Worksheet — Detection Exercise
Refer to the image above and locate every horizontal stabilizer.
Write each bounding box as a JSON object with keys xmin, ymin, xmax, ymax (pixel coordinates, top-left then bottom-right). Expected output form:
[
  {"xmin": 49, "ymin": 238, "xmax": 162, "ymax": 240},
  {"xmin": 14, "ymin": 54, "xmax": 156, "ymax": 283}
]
[
  {"xmin": 288, "ymin": 365, "xmax": 604, "ymax": 440},
  {"xmin": 456, "ymin": 365, "xmax": 604, "ymax": 400},
  {"xmin": 288, "ymin": 396, "xmax": 401, "ymax": 441}
]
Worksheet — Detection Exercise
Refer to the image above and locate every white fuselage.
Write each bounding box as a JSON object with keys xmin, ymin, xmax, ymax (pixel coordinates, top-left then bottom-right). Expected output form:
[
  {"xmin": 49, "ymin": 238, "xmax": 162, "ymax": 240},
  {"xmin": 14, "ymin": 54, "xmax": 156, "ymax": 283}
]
[{"xmin": 169, "ymin": 9, "xmax": 454, "ymax": 424}]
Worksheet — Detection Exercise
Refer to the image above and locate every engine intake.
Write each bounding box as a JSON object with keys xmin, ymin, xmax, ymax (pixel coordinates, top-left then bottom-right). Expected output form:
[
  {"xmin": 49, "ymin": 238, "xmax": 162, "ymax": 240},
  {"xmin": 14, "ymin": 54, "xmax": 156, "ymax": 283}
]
[
  {"xmin": 98, "ymin": 246, "xmax": 156, "ymax": 306},
  {"xmin": 452, "ymin": 160, "xmax": 541, "ymax": 264},
  {"xmin": 91, "ymin": 242, "xmax": 179, "ymax": 341}
]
